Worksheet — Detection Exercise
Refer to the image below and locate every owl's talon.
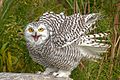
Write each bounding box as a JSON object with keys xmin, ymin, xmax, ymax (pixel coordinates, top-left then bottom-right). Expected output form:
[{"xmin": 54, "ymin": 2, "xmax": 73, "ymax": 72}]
[
  {"xmin": 53, "ymin": 70, "xmax": 71, "ymax": 78},
  {"xmin": 36, "ymin": 71, "xmax": 42, "ymax": 74},
  {"xmin": 53, "ymin": 72, "xmax": 58, "ymax": 76},
  {"xmin": 42, "ymin": 68, "xmax": 58, "ymax": 76}
]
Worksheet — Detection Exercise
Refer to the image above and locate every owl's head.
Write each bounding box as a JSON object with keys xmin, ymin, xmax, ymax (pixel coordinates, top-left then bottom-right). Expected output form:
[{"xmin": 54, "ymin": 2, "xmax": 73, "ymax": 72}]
[{"xmin": 24, "ymin": 21, "xmax": 52, "ymax": 45}]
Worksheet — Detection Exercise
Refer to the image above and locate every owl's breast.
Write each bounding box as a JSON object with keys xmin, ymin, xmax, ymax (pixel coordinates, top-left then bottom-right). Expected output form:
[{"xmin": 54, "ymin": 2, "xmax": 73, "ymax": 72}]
[
  {"xmin": 41, "ymin": 43, "xmax": 83, "ymax": 70},
  {"xmin": 27, "ymin": 43, "xmax": 50, "ymax": 67}
]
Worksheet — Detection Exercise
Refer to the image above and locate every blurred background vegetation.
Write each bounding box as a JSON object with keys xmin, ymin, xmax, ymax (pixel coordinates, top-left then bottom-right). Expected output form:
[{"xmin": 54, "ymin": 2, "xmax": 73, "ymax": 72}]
[{"xmin": 0, "ymin": 0, "xmax": 120, "ymax": 80}]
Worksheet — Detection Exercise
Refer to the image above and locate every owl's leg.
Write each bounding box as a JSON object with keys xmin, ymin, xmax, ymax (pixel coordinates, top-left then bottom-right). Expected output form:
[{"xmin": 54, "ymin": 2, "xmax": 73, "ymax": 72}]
[
  {"xmin": 53, "ymin": 70, "xmax": 71, "ymax": 78},
  {"xmin": 42, "ymin": 67, "xmax": 58, "ymax": 75}
]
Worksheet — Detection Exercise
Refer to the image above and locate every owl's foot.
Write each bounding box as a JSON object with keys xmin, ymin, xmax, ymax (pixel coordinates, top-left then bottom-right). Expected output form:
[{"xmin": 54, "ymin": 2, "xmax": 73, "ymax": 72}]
[
  {"xmin": 42, "ymin": 68, "xmax": 58, "ymax": 75},
  {"xmin": 53, "ymin": 70, "xmax": 71, "ymax": 78},
  {"xmin": 36, "ymin": 71, "xmax": 42, "ymax": 74}
]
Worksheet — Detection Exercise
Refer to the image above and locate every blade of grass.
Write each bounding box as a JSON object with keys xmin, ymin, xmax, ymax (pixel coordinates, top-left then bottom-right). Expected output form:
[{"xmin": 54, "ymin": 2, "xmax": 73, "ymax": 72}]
[
  {"xmin": 74, "ymin": 0, "xmax": 79, "ymax": 13},
  {"xmin": 0, "ymin": 0, "xmax": 13, "ymax": 20},
  {"xmin": 87, "ymin": 0, "xmax": 90, "ymax": 13},
  {"xmin": 0, "ymin": 0, "xmax": 3, "ymax": 8},
  {"xmin": 66, "ymin": 0, "xmax": 73, "ymax": 9},
  {"xmin": 7, "ymin": 51, "xmax": 13, "ymax": 72}
]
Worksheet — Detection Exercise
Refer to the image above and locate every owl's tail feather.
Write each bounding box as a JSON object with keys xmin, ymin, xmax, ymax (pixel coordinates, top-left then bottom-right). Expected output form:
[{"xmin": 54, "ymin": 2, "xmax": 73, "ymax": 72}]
[{"xmin": 79, "ymin": 33, "xmax": 110, "ymax": 59}]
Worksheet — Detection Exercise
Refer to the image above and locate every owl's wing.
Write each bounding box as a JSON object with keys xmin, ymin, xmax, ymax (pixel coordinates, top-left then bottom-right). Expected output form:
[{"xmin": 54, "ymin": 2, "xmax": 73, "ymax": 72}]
[
  {"xmin": 78, "ymin": 33, "xmax": 110, "ymax": 59},
  {"xmin": 39, "ymin": 12, "xmax": 101, "ymax": 48},
  {"xmin": 52, "ymin": 13, "xmax": 101, "ymax": 48}
]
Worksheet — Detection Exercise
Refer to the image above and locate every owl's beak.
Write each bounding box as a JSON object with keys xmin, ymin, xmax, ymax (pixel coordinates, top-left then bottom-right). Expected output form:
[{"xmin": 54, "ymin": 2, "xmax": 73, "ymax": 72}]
[{"xmin": 32, "ymin": 32, "xmax": 40, "ymax": 42}]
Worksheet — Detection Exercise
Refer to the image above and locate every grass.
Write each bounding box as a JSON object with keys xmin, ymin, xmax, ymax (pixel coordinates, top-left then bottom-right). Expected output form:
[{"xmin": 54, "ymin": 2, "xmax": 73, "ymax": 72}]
[{"xmin": 0, "ymin": 0, "xmax": 120, "ymax": 80}]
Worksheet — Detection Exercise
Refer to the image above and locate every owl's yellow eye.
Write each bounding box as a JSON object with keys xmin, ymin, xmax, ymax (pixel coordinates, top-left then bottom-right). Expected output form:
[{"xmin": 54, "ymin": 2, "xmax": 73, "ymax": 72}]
[
  {"xmin": 38, "ymin": 28, "xmax": 44, "ymax": 32},
  {"xmin": 28, "ymin": 27, "xmax": 34, "ymax": 32}
]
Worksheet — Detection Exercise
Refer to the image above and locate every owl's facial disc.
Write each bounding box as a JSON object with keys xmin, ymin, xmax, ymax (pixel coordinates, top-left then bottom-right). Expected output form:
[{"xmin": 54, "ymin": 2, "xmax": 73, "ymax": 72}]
[{"xmin": 25, "ymin": 23, "xmax": 50, "ymax": 45}]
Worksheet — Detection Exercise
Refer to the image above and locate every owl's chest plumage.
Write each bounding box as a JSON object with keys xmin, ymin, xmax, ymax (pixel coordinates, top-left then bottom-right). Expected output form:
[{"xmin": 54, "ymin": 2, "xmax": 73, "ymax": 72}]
[{"xmin": 27, "ymin": 40, "xmax": 82, "ymax": 70}]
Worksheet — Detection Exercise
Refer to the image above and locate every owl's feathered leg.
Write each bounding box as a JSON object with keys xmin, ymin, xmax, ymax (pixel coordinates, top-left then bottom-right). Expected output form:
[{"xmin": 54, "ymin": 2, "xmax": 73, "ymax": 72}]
[
  {"xmin": 53, "ymin": 70, "xmax": 71, "ymax": 78},
  {"xmin": 42, "ymin": 68, "xmax": 58, "ymax": 75}
]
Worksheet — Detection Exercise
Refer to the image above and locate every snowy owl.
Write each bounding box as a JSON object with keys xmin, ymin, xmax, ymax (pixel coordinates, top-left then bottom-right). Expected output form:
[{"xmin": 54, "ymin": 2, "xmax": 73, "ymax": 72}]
[{"xmin": 24, "ymin": 12, "xmax": 109, "ymax": 78}]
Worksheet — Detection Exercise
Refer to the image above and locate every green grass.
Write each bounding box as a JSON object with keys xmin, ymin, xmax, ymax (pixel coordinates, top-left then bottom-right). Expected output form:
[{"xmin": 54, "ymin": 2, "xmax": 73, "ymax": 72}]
[{"xmin": 0, "ymin": 0, "xmax": 120, "ymax": 80}]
